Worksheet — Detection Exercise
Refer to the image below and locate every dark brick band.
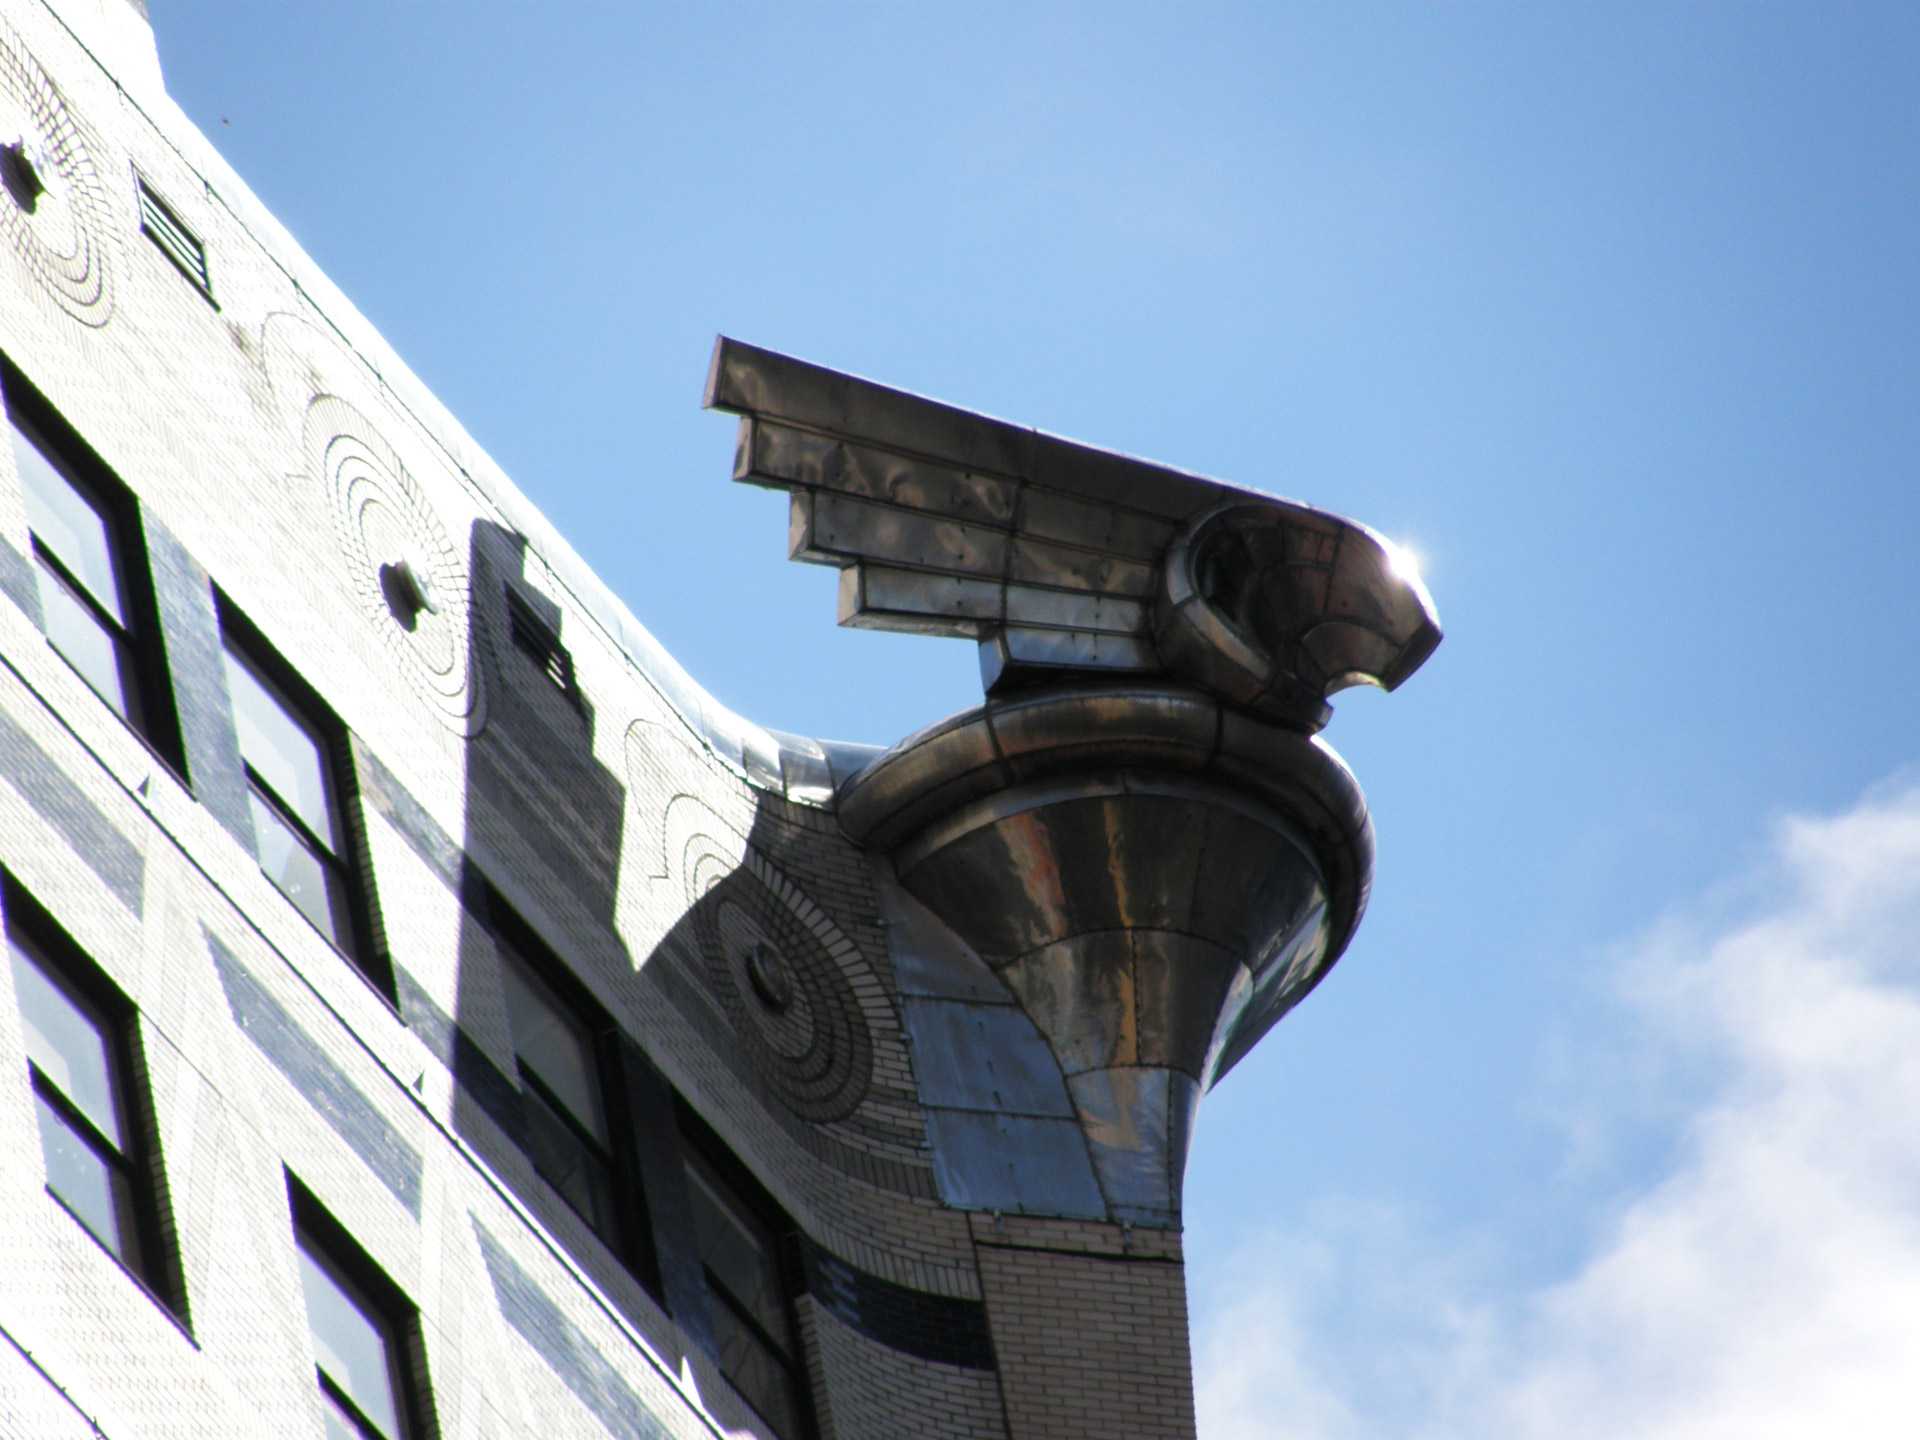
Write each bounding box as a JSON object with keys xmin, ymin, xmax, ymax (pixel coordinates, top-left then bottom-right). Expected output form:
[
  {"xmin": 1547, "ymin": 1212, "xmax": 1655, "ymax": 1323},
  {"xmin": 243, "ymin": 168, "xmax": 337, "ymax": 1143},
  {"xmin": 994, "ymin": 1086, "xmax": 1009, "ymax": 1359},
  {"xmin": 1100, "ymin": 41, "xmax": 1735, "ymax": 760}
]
[
  {"xmin": 0, "ymin": 700, "xmax": 142, "ymax": 913},
  {"xmin": 474, "ymin": 1221, "xmax": 673, "ymax": 1440},
  {"xmin": 800, "ymin": 1238, "xmax": 996, "ymax": 1372},
  {"xmin": 207, "ymin": 929, "xmax": 423, "ymax": 1216}
]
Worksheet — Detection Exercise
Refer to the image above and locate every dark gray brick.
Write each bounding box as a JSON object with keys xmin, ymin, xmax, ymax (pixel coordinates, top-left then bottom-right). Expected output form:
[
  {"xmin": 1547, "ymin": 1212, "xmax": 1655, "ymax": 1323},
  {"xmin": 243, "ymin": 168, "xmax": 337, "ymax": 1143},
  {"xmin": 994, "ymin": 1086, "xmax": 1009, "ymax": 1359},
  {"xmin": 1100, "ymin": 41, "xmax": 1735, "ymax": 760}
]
[
  {"xmin": 0, "ymin": 699, "xmax": 142, "ymax": 912},
  {"xmin": 474, "ymin": 1220, "xmax": 673, "ymax": 1440},
  {"xmin": 207, "ymin": 928, "xmax": 422, "ymax": 1216}
]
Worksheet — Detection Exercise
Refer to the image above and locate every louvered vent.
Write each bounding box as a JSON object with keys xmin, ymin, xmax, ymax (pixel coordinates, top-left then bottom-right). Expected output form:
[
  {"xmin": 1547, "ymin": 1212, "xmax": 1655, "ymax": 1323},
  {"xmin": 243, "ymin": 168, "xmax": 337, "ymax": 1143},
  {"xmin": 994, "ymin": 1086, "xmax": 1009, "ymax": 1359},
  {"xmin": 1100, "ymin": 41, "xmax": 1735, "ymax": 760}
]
[
  {"xmin": 505, "ymin": 586, "xmax": 580, "ymax": 705},
  {"xmin": 136, "ymin": 176, "xmax": 212, "ymax": 302}
]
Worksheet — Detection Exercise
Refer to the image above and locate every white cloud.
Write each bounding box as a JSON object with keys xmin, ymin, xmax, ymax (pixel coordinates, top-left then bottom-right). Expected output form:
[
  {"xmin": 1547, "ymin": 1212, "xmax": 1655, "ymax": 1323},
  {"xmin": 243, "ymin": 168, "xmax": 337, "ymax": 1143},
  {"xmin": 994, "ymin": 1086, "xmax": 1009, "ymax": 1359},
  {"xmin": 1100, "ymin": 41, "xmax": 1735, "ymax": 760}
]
[{"xmin": 1195, "ymin": 777, "xmax": 1920, "ymax": 1439}]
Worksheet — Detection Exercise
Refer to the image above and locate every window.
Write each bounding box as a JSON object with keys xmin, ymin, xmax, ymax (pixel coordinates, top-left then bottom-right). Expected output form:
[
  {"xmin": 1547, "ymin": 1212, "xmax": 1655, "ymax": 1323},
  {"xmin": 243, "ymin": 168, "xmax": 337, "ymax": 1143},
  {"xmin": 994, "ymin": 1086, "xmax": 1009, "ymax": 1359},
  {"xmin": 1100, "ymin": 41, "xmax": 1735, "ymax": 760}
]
[
  {"xmin": 135, "ymin": 175, "xmax": 214, "ymax": 304},
  {"xmin": 3, "ymin": 362, "xmax": 182, "ymax": 765},
  {"xmin": 500, "ymin": 946, "xmax": 617, "ymax": 1233},
  {"xmin": 220, "ymin": 601, "xmax": 379, "ymax": 983},
  {"xmin": 484, "ymin": 889, "xmax": 654, "ymax": 1288},
  {"xmin": 681, "ymin": 1122, "xmax": 808, "ymax": 1440},
  {"xmin": 6, "ymin": 878, "xmax": 183, "ymax": 1316},
  {"xmin": 290, "ymin": 1181, "xmax": 430, "ymax": 1440}
]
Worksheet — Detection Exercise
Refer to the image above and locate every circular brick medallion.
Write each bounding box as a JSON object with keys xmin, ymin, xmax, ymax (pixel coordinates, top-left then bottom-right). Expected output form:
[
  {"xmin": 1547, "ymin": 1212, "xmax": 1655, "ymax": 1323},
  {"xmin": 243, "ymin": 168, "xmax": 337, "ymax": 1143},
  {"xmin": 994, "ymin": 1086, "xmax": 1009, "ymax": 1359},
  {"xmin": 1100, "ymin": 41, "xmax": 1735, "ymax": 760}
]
[
  {"xmin": 0, "ymin": 27, "xmax": 112, "ymax": 326},
  {"xmin": 315, "ymin": 395, "xmax": 486, "ymax": 735},
  {"xmin": 692, "ymin": 848, "xmax": 873, "ymax": 1124}
]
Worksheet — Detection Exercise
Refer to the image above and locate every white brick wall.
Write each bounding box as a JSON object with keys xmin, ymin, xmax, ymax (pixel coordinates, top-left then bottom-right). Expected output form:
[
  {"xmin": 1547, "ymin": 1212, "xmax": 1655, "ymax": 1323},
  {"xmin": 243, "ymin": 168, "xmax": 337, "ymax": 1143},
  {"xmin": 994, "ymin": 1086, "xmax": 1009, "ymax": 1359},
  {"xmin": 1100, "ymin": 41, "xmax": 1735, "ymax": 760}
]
[{"xmin": 0, "ymin": 4, "xmax": 1211, "ymax": 1438}]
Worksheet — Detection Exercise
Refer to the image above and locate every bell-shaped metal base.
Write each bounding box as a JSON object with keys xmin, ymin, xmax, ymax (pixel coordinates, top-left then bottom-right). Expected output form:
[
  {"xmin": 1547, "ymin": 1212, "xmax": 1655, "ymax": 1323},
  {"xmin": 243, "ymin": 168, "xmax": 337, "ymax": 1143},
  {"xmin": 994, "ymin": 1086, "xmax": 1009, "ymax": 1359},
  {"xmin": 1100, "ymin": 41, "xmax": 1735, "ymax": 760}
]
[{"xmin": 840, "ymin": 684, "xmax": 1372, "ymax": 1225}]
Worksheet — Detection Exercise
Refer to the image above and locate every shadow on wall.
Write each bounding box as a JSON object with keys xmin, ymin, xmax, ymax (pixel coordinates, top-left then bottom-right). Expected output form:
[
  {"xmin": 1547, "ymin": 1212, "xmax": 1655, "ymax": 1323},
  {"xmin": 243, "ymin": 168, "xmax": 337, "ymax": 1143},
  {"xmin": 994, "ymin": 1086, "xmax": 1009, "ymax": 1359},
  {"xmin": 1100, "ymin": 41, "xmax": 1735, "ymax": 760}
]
[
  {"xmin": 419, "ymin": 518, "xmax": 865, "ymax": 1440},
  {"xmin": 431, "ymin": 518, "xmax": 720, "ymax": 1366}
]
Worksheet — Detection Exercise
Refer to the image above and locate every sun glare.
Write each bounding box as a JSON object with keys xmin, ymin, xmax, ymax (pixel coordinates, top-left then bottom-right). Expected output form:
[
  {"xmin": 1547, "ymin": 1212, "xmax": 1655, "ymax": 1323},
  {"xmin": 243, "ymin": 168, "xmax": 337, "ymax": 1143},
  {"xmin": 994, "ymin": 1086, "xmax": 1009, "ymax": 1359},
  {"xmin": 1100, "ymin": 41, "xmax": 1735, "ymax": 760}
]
[{"xmin": 1383, "ymin": 538, "xmax": 1425, "ymax": 588}]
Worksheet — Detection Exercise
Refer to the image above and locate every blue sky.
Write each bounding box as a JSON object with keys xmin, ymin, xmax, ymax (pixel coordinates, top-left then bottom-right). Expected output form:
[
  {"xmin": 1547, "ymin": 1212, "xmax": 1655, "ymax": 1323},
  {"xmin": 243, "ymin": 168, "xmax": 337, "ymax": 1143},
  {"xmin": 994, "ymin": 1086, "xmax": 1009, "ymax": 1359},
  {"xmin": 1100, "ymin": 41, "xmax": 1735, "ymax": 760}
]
[{"xmin": 157, "ymin": 5, "xmax": 1920, "ymax": 1433}]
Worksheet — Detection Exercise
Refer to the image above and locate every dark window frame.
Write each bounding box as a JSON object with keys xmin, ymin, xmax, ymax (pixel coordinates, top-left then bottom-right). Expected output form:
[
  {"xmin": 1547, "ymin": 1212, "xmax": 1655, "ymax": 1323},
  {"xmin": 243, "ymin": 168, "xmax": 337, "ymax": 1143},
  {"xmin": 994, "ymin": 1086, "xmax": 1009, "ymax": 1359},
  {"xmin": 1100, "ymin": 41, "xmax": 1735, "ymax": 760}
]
[
  {"xmin": 5, "ymin": 873, "xmax": 189, "ymax": 1325},
  {"xmin": 217, "ymin": 595, "xmax": 388, "ymax": 998},
  {"xmin": 1, "ymin": 355, "xmax": 187, "ymax": 776},
  {"xmin": 676, "ymin": 1099, "xmax": 814, "ymax": 1440},
  {"xmin": 478, "ymin": 882, "xmax": 660, "ymax": 1299},
  {"xmin": 288, "ymin": 1175, "xmax": 434, "ymax": 1440}
]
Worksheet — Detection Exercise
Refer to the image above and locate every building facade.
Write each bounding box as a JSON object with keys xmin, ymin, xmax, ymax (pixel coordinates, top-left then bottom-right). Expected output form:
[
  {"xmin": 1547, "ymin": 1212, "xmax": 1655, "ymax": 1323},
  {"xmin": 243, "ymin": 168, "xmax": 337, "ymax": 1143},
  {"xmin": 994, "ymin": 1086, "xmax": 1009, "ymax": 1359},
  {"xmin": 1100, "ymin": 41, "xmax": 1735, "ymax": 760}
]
[{"xmin": 0, "ymin": 4, "xmax": 1438, "ymax": 1438}]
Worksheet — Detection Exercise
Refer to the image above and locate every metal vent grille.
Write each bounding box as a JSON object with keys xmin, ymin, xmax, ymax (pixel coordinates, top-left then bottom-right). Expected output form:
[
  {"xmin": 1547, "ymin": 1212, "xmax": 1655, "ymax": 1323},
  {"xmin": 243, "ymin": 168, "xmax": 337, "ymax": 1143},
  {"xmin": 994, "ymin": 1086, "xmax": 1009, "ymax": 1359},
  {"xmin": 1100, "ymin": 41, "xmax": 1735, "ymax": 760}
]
[
  {"xmin": 135, "ymin": 176, "xmax": 212, "ymax": 302},
  {"xmin": 505, "ymin": 586, "xmax": 579, "ymax": 703}
]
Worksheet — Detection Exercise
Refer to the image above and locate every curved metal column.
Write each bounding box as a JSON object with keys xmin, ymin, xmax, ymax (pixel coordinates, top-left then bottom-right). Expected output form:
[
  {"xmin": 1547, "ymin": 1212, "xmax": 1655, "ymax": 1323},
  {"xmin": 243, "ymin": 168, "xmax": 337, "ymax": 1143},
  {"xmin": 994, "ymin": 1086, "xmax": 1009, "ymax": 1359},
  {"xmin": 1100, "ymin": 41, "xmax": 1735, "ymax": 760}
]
[{"xmin": 843, "ymin": 685, "xmax": 1367, "ymax": 1224}]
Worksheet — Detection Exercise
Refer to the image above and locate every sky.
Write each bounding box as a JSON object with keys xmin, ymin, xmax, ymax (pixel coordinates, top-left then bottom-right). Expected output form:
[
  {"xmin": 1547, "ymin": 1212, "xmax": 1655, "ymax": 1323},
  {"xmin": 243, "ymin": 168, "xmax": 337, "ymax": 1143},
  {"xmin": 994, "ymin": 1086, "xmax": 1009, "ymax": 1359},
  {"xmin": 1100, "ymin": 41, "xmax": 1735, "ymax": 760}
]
[{"xmin": 151, "ymin": 5, "xmax": 1920, "ymax": 1434}]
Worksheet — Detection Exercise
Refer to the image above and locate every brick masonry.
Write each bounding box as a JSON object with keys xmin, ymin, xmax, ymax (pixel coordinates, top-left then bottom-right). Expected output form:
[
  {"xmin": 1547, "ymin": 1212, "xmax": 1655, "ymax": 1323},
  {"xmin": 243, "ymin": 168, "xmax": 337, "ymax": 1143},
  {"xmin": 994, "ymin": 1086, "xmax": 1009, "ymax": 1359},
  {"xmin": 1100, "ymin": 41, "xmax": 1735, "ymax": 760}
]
[{"xmin": 0, "ymin": 2, "xmax": 1225, "ymax": 1438}]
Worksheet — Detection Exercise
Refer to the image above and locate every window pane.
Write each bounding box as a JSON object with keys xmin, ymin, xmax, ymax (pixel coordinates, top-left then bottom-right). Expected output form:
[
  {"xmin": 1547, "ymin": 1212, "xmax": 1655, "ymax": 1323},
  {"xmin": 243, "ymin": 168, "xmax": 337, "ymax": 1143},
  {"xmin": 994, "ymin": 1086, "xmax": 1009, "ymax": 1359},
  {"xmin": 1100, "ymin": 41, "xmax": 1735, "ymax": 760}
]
[
  {"xmin": 225, "ymin": 645, "xmax": 337, "ymax": 849},
  {"xmin": 686, "ymin": 1159, "xmax": 791, "ymax": 1348},
  {"xmin": 10, "ymin": 417, "xmax": 127, "ymax": 623},
  {"xmin": 296, "ymin": 1241, "xmax": 403, "ymax": 1440},
  {"xmin": 248, "ymin": 789, "xmax": 347, "ymax": 948},
  {"xmin": 319, "ymin": 1391, "xmax": 362, "ymax": 1440},
  {"xmin": 10, "ymin": 937, "xmax": 124, "ymax": 1147},
  {"xmin": 37, "ymin": 559, "xmax": 136, "ymax": 722},
  {"xmin": 521, "ymin": 1082, "xmax": 614, "ymax": 1233},
  {"xmin": 35, "ymin": 1090, "xmax": 140, "ymax": 1267},
  {"xmin": 709, "ymin": 1298, "xmax": 802, "ymax": 1440},
  {"xmin": 499, "ymin": 955, "xmax": 607, "ymax": 1144}
]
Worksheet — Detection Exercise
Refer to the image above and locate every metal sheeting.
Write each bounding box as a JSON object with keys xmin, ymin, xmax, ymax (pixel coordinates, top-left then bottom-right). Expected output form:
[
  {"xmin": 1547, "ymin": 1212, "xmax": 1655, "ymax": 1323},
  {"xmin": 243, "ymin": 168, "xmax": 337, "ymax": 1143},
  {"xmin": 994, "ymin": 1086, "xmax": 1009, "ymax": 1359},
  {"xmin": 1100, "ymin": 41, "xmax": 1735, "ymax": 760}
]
[
  {"xmin": 894, "ymin": 775, "xmax": 1332, "ymax": 1093},
  {"xmin": 854, "ymin": 682, "xmax": 1356, "ymax": 1228},
  {"xmin": 706, "ymin": 334, "xmax": 1441, "ymax": 725},
  {"xmin": 875, "ymin": 867, "xmax": 1009, "ymax": 1005},
  {"xmin": 922, "ymin": 1110, "xmax": 1105, "ymax": 1220},
  {"xmin": 897, "ymin": 997, "xmax": 1073, "ymax": 1118},
  {"xmin": 1068, "ymin": 1068, "xmax": 1175, "ymax": 1223}
]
